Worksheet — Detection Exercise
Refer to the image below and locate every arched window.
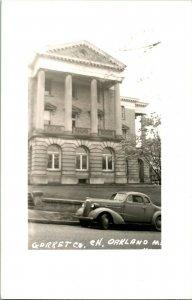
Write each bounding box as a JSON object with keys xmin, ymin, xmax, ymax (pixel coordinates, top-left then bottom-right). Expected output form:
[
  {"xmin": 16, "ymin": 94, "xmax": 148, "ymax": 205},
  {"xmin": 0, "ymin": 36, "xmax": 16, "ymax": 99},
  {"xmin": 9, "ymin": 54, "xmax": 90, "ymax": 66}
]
[
  {"xmin": 47, "ymin": 145, "xmax": 61, "ymax": 170},
  {"xmin": 102, "ymin": 148, "xmax": 114, "ymax": 171},
  {"xmin": 76, "ymin": 146, "xmax": 89, "ymax": 170}
]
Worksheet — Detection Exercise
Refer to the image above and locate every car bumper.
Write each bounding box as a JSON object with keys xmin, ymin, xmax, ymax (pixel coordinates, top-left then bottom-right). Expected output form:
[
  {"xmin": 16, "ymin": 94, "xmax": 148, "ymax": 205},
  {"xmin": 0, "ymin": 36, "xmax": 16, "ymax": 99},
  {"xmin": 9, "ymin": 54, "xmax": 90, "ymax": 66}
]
[{"xmin": 74, "ymin": 214, "xmax": 94, "ymax": 221}]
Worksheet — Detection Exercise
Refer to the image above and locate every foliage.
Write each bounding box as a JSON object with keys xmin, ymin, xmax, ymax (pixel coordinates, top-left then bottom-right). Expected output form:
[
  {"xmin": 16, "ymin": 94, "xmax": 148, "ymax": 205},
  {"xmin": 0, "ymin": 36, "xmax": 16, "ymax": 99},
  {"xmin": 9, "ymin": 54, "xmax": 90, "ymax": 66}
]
[{"xmin": 121, "ymin": 113, "xmax": 161, "ymax": 184}]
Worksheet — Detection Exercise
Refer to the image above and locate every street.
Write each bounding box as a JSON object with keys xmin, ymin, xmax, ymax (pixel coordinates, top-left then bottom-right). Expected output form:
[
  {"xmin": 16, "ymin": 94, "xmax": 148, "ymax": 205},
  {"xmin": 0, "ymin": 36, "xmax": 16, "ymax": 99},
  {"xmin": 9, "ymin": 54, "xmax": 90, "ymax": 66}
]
[{"xmin": 28, "ymin": 222, "xmax": 161, "ymax": 250}]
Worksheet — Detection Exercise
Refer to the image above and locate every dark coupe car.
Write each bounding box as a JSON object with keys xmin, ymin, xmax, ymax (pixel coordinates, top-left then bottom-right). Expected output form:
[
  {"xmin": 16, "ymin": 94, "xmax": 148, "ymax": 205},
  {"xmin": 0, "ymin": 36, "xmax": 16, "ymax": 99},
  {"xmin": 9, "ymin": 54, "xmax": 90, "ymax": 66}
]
[{"xmin": 75, "ymin": 191, "xmax": 161, "ymax": 231}]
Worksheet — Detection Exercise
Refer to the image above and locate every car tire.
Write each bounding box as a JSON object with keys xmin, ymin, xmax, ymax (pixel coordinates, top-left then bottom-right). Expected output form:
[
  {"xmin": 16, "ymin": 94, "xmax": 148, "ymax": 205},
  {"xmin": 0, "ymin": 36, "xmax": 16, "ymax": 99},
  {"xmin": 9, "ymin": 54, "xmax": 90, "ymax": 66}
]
[
  {"xmin": 80, "ymin": 220, "xmax": 89, "ymax": 228},
  {"xmin": 154, "ymin": 215, "xmax": 161, "ymax": 231},
  {"xmin": 99, "ymin": 213, "xmax": 111, "ymax": 230}
]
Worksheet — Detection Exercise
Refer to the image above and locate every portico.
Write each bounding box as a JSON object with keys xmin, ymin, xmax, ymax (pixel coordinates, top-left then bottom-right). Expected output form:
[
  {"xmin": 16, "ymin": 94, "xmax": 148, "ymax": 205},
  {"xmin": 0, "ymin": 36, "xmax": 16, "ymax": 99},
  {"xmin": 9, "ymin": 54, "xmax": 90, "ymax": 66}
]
[{"xmin": 33, "ymin": 69, "xmax": 123, "ymax": 138}]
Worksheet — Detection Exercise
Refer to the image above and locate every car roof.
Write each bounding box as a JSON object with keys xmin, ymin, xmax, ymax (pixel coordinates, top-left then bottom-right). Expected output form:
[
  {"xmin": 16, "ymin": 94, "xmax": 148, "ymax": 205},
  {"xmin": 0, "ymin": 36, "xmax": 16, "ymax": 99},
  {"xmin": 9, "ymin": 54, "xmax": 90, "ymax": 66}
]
[{"xmin": 116, "ymin": 191, "xmax": 148, "ymax": 197}]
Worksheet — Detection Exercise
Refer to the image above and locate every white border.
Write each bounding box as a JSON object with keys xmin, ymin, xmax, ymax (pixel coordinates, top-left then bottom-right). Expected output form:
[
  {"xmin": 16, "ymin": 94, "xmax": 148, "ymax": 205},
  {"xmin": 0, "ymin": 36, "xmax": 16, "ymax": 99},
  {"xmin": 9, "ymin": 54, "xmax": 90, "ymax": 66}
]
[{"xmin": 2, "ymin": 1, "xmax": 192, "ymax": 299}]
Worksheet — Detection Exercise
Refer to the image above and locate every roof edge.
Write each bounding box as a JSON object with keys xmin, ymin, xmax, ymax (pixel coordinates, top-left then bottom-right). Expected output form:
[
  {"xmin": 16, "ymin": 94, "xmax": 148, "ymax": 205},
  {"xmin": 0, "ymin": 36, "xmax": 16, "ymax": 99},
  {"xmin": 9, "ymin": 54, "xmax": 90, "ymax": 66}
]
[{"xmin": 45, "ymin": 40, "xmax": 127, "ymax": 70}]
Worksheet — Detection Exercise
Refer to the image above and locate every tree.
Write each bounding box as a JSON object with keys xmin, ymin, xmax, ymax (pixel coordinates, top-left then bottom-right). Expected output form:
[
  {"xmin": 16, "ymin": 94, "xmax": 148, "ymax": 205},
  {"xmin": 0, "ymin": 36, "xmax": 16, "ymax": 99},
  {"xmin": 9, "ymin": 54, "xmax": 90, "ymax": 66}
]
[{"xmin": 121, "ymin": 113, "xmax": 161, "ymax": 184}]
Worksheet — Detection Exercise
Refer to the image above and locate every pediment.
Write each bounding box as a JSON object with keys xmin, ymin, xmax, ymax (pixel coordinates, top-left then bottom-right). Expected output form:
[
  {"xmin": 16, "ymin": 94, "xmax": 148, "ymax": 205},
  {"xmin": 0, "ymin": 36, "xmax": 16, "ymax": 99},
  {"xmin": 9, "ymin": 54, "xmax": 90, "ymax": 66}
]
[{"xmin": 40, "ymin": 40, "xmax": 126, "ymax": 71}]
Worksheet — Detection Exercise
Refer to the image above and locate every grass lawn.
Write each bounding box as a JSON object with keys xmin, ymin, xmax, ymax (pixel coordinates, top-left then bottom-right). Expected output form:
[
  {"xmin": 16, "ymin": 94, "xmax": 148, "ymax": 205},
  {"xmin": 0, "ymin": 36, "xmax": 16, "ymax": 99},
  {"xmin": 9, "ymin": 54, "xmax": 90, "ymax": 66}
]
[{"xmin": 29, "ymin": 184, "xmax": 161, "ymax": 206}]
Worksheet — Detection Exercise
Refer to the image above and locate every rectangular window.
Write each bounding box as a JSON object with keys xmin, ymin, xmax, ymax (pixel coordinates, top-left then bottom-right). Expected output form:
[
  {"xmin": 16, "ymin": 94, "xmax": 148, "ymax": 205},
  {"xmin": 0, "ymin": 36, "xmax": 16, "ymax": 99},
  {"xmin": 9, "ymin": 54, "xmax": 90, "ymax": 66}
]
[
  {"xmin": 44, "ymin": 110, "xmax": 51, "ymax": 125},
  {"xmin": 45, "ymin": 79, "xmax": 52, "ymax": 96},
  {"xmin": 121, "ymin": 106, "xmax": 125, "ymax": 120},
  {"xmin": 47, "ymin": 154, "xmax": 52, "ymax": 169},
  {"xmin": 76, "ymin": 154, "xmax": 88, "ymax": 170},
  {"xmin": 76, "ymin": 156, "xmax": 81, "ymax": 169},
  {"xmin": 72, "ymin": 84, "xmax": 78, "ymax": 99},
  {"xmin": 97, "ymin": 86, "xmax": 100, "ymax": 103},
  {"xmin": 82, "ymin": 155, "xmax": 87, "ymax": 169},
  {"xmin": 103, "ymin": 155, "xmax": 113, "ymax": 171},
  {"xmin": 54, "ymin": 154, "xmax": 60, "ymax": 169},
  {"xmin": 102, "ymin": 156, "xmax": 106, "ymax": 170},
  {"xmin": 122, "ymin": 129, "xmax": 127, "ymax": 138},
  {"xmin": 47, "ymin": 153, "xmax": 60, "ymax": 170},
  {"xmin": 108, "ymin": 156, "xmax": 113, "ymax": 170},
  {"xmin": 72, "ymin": 112, "xmax": 76, "ymax": 128},
  {"xmin": 79, "ymin": 179, "xmax": 87, "ymax": 184}
]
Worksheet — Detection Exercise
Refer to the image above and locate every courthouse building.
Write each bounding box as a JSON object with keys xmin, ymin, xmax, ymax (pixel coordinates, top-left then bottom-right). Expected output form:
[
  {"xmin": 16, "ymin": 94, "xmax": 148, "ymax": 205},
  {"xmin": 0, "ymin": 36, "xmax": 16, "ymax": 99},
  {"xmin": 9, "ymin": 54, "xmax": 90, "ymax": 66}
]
[{"xmin": 28, "ymin": 40, "xmax": 150, "ymax": 185}]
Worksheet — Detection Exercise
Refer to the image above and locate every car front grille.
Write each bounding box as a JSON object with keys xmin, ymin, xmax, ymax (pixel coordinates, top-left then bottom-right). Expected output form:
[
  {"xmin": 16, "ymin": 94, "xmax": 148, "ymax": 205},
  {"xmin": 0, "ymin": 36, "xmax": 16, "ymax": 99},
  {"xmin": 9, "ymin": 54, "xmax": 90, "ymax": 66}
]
[{"xmin": 83, "ymin": 200, "xmax": 91, "ymax": 217}]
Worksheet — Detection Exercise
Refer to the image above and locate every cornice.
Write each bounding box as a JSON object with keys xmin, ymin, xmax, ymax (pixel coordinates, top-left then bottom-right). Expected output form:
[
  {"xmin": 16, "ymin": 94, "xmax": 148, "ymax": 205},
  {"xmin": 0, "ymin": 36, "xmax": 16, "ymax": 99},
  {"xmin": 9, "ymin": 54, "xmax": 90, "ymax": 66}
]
[
  {"xmin": 121, "ymin": 96, "xmax": 148, "ymax": 107},
  {"xmin": 36, "ymin": 52, "xmax": 124, "ymax": 71},
  {"xmin": 135, "ymin": 102, "xmax": 148, "ymax": 107},
  {"xmin": 121, "ymin": 96, "xmax": 138, "ymax": 103}
]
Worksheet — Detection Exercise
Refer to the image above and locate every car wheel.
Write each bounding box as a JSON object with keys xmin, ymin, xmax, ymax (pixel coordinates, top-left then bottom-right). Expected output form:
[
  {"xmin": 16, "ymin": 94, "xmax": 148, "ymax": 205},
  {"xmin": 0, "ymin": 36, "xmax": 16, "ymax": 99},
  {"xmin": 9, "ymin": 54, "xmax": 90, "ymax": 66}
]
[
  {"xmin": 80, "ymin": 220, "xmax": 89, "ymax": 228},
  {"xmin": 99, "ymin": 213, "xmax": 111, "ymax": 230},
  {"xmin": 154, "ymin": 215, "xmax": 161, "ymax": 231}
]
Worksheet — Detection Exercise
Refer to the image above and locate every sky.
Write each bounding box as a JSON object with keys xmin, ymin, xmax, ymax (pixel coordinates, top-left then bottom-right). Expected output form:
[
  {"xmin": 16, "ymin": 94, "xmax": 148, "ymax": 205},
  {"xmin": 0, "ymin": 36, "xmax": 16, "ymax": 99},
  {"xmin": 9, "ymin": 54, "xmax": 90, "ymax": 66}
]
[{"xmin": 3, "ymin": 0, "xmax": 192, "ymax": 114}]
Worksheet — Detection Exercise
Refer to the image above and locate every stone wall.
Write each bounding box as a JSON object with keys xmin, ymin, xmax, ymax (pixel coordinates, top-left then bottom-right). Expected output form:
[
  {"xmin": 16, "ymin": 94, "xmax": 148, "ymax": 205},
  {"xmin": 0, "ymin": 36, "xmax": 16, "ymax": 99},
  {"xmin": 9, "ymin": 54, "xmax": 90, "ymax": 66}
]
[{"xmin": 29, "ymin": 136, "xmax": 128, "ymax": 185}]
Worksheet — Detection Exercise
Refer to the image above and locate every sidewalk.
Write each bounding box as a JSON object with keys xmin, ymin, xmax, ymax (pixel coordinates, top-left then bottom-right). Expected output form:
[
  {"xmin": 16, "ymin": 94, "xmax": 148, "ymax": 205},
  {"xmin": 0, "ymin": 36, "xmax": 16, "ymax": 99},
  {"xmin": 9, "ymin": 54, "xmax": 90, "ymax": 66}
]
[{"xmin": 28, "ymin": 209, "xmax": 79, "ymax": 225}]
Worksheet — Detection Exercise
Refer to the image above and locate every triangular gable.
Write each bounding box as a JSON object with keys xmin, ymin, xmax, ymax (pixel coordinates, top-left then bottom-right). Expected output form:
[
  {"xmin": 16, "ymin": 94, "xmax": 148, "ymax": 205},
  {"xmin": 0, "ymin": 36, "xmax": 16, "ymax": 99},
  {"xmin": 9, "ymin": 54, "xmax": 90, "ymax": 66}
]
[{"xmin": 38, "ymin": 40, "xmax": 126, "ymax": 71}]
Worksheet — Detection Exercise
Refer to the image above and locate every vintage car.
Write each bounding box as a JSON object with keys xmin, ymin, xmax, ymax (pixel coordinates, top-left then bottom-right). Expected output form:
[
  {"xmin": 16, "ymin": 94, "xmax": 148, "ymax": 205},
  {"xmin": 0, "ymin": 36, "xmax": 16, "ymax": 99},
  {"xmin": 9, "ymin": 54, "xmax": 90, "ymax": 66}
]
[{"xmin": 75, "ymin": 191, "xmax": 161, "ymax": 231}]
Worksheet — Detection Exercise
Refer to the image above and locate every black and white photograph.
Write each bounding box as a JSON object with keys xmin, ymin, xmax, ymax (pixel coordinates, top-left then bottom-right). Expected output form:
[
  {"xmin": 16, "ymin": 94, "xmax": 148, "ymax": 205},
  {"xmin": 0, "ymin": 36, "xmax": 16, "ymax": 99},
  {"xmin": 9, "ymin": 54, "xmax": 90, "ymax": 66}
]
[
  {"xmin": 1, "ymin": 0, "xmax": 192, "ymax": 298},
  {"xmin": 28, "ymin": 39, "xmax": 161, "ymax": 250}
]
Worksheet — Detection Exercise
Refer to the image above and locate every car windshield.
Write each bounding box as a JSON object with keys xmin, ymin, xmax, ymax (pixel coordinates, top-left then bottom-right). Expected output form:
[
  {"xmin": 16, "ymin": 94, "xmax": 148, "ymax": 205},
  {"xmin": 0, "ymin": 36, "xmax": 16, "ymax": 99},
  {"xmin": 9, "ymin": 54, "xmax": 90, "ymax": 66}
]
[{"xmin": 113, "ymin": 193, "xmax": 127, "ymax": 201}]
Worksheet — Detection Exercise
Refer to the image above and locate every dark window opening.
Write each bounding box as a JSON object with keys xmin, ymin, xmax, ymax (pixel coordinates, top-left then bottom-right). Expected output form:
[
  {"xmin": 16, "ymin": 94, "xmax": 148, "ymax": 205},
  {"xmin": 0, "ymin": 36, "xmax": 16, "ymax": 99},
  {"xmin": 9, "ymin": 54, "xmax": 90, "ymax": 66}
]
[
  {"xmin": 122, "ymin": 129, "xmax": 127, "ymax": 138},
  {"xmin": 45, "ymin": 79, "xmax": 52, "ymax": 96},
  {"xmin": 132, "ymin": 195, "xmax": 144, "ymax": 204},
  {"xmin": 72, "ymin": 112, "xmax": 76, "ymax": 128},
  {"xmin": 72, "ymin": 84, "xmax": 78, "ymax": 99},
  {"xmin": 79, "ymin": 179, "xmax": 87, "ymax": 184},
  {"xmin": 121, "ymin": 106, "xmax": 125, "ymax": 120}
]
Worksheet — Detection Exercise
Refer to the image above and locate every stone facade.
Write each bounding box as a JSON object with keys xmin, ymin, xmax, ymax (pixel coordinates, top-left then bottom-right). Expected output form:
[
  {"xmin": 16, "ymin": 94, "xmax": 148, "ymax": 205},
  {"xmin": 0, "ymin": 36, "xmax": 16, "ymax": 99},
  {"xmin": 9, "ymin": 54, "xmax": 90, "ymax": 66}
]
[{"xmin": 28, "ymin": 40, "xmax": 150, "ymax": 185}]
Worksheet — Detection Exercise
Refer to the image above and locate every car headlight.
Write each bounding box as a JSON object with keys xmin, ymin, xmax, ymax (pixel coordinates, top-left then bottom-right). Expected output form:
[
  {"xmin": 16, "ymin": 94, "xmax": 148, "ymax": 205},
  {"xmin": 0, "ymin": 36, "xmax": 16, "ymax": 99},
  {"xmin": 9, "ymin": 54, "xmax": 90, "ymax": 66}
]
[{"xmin": 91, "ymin": 204, "xmax": 95, "ymax": 208}]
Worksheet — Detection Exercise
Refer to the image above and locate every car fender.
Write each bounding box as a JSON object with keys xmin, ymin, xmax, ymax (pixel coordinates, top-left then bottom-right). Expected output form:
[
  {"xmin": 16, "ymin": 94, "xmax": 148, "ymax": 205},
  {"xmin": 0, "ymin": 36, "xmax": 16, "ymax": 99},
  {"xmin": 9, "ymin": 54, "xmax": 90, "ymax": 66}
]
[
  {"xmin": 88, "ymin": 208, "xmax": 125, "ymax": 224},
  {"xmin": 152, "ymin": 210, "xmax": 161, "ymax": 225}
]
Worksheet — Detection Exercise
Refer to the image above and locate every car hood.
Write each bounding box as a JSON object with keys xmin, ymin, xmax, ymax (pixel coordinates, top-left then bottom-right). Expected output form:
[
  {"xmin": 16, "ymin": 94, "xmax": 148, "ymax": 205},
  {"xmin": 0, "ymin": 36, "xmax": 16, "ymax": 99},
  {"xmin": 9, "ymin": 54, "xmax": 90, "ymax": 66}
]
[{"xmin": 86, "ymin": 198, "xmax": 122, "ymax": 207}]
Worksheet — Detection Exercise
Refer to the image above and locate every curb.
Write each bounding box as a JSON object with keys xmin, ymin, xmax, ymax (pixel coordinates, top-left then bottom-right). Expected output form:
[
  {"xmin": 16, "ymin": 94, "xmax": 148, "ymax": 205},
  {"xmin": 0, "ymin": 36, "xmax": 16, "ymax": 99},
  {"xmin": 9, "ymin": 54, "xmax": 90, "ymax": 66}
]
[{"xmin": 28, "ymin": 218, "xmax": 80, "ymax": 225}]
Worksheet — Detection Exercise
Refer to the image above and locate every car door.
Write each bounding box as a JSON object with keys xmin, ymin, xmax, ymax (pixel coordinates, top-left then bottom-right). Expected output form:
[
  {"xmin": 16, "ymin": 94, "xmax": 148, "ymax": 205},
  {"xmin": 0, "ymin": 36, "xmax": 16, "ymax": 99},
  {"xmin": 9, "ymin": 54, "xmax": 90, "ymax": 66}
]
[
  {"xmin": 143, "ymin": 196, "xmax": 155, "ymax": 223},
  {"xmin": 123, "ymin": 194, "xmax": 148, "ymax": 223}
]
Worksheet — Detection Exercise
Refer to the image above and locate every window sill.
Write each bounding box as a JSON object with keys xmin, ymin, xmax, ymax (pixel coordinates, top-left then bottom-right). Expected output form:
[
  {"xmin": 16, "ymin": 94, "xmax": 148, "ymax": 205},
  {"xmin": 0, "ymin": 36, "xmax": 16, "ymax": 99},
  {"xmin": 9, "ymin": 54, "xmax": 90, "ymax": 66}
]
[
  {"xmin": 76, "ymin": 169, "xmax": 88, "ymax": 171},
  {"xmin": 47, "ymin": 169, "xmax": 61, "ymax": 171},
  {"xmin": 102, "ymin": 170, "xmax": 114, "ymax": 172}
]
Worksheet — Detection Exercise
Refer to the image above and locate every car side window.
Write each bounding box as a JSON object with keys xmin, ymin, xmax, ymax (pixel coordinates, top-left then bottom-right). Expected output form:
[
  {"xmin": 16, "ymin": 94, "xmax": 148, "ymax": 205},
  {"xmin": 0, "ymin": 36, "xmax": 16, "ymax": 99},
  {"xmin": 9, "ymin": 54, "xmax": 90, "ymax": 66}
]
[
  {"xmin": 144, "ymin": 196, "xmax": 150, "ymax": 204},
  {"xmin": 126, "ymin": 195, "xmax": 133, "ymax": 203},
  {"xmin": 132, "ymin": 195, "xmax": 144, "ymax": 204}
]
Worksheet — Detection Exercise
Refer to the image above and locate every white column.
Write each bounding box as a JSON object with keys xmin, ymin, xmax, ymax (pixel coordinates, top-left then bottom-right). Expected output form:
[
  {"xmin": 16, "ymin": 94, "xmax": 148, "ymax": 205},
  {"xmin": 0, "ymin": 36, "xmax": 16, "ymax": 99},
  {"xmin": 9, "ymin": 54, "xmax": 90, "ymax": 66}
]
[
  {"xmin": 35, "ymin": 69, "xmax": 45, "ymax": 130},
  {"xmin": 91, "ymin": 78, "xmax": 98, "ymax": 135},
  {"xmin": 114, "ymin": 82, "xmax": 122, "ymax": 136},
  {"xmin": 64, "ymin": 74, "xmax": 72, "ymax": 132}
]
